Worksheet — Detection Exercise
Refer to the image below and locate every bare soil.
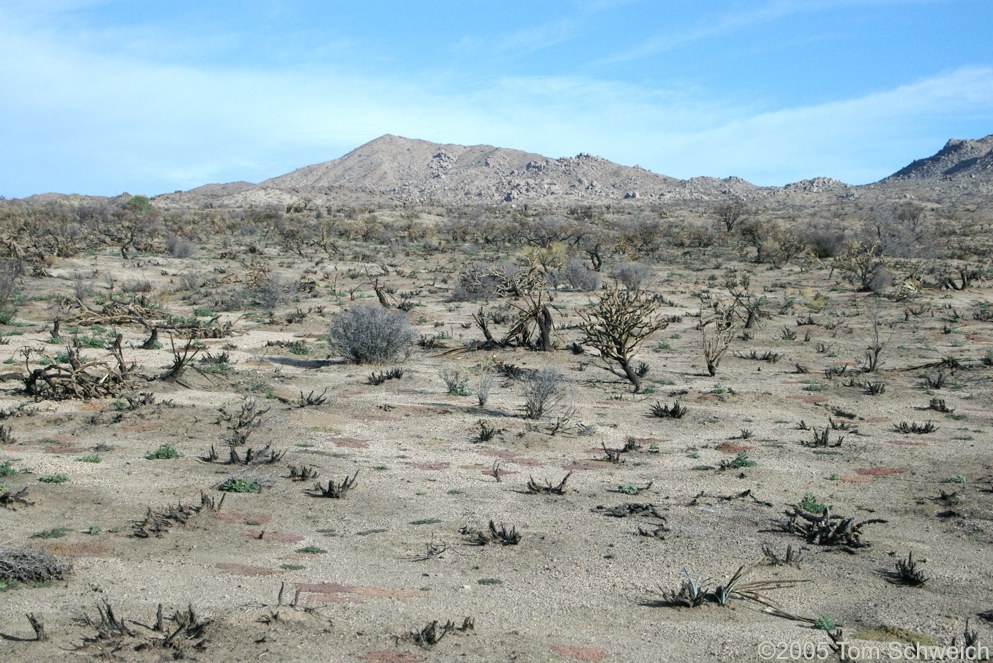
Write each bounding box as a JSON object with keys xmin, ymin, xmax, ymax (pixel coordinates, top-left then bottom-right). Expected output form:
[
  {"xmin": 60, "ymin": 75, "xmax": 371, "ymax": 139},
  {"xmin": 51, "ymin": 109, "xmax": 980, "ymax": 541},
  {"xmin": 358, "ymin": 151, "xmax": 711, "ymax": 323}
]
[{"xmin": 1, "ymin": 203, "xmax": 992, "ymax": 663}]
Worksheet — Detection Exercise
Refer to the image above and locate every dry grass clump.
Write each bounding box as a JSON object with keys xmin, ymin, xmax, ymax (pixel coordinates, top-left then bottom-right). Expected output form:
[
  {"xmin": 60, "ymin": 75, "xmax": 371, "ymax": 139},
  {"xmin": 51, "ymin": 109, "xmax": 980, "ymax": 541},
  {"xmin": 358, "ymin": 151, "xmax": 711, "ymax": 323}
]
[{"xmin": 521, "ymin": 368, "xmax": 567, "ymax": 419}]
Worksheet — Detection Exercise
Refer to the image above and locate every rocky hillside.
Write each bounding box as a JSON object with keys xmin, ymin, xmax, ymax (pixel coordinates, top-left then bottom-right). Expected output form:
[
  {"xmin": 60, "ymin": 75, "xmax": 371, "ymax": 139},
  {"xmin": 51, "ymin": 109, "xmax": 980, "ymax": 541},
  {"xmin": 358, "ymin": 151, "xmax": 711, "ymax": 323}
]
[
  {"xmin": 262, "ymin": 134, "xmax": 691, "ymax": 203},
  {"xmin": 155, "ymin": 135, "xmax": 770, "ymax": 208},
  {"xmin": 885, "ymin": 135, "xmax": 993, "ymax": 181}
]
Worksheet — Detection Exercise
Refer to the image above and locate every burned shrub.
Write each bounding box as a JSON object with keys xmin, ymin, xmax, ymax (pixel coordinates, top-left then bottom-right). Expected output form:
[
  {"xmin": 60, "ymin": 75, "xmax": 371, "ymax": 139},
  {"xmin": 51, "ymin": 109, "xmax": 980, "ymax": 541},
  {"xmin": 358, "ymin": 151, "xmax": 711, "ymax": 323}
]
[
  {"xmin": 451, "ymin": 261, "xmax": 503, "ymax": 302},
  {"xmin": 0, "ymin": 548, "xmax": 71, "ymax": 584},
  {"xmin": 781, "ymin": 502, "xmax": 886, "ymax": 550}
]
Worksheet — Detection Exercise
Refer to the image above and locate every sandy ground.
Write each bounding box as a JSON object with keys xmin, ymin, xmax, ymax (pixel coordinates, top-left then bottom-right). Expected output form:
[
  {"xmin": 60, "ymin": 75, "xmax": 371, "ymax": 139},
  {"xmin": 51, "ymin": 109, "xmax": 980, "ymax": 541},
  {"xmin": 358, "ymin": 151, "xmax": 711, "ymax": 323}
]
[{"xmin": 1, "ymin": 241, "xmax": 992, "ymax": 663}]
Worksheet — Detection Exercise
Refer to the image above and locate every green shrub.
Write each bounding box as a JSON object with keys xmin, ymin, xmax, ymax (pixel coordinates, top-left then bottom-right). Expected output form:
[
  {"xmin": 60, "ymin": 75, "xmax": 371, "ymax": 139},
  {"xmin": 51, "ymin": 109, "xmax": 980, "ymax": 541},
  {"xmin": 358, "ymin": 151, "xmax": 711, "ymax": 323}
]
[
  {"xmin": 146, "ymin": 444, "xmax": 182, "ymax": 460},
  {"xmin": 31, "ymin": 527, "xmax": 68, "ymax": 539},
  {"xmin": 38, "ymin": 474, "xmax": 69, "ymax": 484},
  {"xmin": 799, "ymin": 493, "xmax": 828, "ymax": 515},
  {"xmin": 724, "ymin": 452, "xmax": 756, "ymax": 469},
  {"xmin": 218, "ymin": 477, "xmax": 260, "ymax": 493},
  {"xmin": 0, "ymin": 460, "xmax": 22, "ymax": 476}
]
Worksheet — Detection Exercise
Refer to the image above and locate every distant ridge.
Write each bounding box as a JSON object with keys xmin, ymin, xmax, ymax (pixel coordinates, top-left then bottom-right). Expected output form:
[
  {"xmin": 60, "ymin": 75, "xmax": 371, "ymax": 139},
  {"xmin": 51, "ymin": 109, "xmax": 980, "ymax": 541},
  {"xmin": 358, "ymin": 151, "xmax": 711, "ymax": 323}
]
[{"xmin": 21, "ymin": 132, "xmax": 989, "ymax": 208}]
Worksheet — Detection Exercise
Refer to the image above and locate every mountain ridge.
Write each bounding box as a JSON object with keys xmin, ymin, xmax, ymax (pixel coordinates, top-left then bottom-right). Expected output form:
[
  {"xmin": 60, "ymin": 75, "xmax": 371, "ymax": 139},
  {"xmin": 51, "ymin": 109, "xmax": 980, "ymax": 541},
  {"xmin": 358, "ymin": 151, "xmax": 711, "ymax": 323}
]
[{"xmin": 15, "ymin": 133, "xmax": 993, "ymax": 208}]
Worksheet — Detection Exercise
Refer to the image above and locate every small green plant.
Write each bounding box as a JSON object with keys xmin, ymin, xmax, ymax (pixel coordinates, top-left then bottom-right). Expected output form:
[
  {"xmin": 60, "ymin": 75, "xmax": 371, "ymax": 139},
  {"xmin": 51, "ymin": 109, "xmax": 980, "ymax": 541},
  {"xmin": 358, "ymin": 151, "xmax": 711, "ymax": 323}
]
[
  {"xmin": 288, "ymin": 342, "xmax": 311, "ymax": 356},
  {"xmin": 77, "ymin": 454, "xmax": 102, "ymax": 463},
  {"xmin": 720, "ymin": 452, "xmax": 756, "ymax": 469},
  {"xmin": 798, "ymin": 492, "xmax": 828, "ymax": 515},
  {"xmin": 813, "ymin": 616, "xmax": 838, "ymax": 631},
  {"xmin": 38, "ymin": 474, "xmax": 69, "ymax": 484},
  {"xmin": 802, "ymin": 384, "xmax": 824, "ymax": 392},
  {"xmin": 440, "ymin": 367, "xmax": 472, "ymax": 396},
  {"xmin": 146, "ymin": 443, "xmax": 182, "ymax": 460},
  {"xmin": 296, "ymin": 545, "xmax": 326, "ymax": 554},
  {"xmin": 827, "ymin": 473, "xmax": 840, "ymax": 481},
  {"xmin": 617, "ymin": 483, "xmax": 639, "ymax": 495},
  {"xmin": 648, "ymin": 442, "xmax": 660, "ymax": 454},
  {"xmin": 0, "ymin": 460, "xmax": 24, "ymax": 476},
  {"xmin": 218, "ymin": 477, "xmax": 261, "ymax": 493},
  {"xmin": 31, "ymin": 527, "xmax": 68, "ymax": 539},
  {"xmin": 84, "ymin": 525, "xmax": 101, "ymax": 536},
  {"xmin": 943, "ymin": 475, "xmax": 967, "ymax": 484}
]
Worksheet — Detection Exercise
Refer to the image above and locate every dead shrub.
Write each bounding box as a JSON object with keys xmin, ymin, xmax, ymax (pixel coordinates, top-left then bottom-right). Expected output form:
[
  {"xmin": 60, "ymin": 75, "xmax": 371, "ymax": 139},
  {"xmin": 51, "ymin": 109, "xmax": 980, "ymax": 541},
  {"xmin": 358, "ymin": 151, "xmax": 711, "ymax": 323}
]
[{"xmin": 328, "ymin": 304, "xmax": 417, "ymax": 364}]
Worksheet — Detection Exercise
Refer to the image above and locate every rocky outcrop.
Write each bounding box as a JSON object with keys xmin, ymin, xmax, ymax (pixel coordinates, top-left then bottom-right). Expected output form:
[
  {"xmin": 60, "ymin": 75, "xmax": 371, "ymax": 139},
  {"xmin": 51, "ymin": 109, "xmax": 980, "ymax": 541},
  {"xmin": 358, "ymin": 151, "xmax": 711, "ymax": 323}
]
[{"xmin": 885, "ymin": 135, "xmax": 993, "ymax": 181}]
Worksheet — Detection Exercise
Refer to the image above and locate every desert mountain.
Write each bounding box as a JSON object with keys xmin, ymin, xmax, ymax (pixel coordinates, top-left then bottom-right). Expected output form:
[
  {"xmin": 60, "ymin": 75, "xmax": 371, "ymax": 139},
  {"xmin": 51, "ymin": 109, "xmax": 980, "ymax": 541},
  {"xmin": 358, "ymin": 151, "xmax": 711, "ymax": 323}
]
[
  {"xmin": 261, "ymin": 134, "xmax": 766, "ymax": 204},
  {"xmin": 155, "ymin": 135, "xmax": 769, "ymax": 208},
  {"xmin": 129, "ymin": 132, "xmax": 993, "ymax": 208}
]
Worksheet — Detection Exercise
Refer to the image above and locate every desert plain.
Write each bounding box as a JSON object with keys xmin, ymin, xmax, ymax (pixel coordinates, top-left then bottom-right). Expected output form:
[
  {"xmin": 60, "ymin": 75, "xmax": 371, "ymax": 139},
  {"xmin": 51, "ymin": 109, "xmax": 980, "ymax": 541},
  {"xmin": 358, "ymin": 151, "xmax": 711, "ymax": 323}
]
[{"xmin": 0, "ymin": 135, "xmax": 992, "ymax": 662}]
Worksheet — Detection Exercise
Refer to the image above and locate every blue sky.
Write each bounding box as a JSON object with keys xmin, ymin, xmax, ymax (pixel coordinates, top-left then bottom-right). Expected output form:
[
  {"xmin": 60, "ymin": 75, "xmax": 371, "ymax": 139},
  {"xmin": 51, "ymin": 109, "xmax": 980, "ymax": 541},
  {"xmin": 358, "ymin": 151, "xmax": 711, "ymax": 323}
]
[{"xmin": 1, "ymin": 0, "xmax": 991, "ymax": 197}]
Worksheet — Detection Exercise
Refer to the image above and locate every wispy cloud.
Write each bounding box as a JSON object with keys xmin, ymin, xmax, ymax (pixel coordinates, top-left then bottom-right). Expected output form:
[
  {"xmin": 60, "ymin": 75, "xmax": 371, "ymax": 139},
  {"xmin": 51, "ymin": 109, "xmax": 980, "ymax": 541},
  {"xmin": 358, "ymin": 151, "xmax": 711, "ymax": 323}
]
[
  {"xmin": 600, "ymin": 0, "xmax": 810, "ymax": 64},
  {"xmin": 599, "ymin": 0, "xmax": 966, "ymax": 65},
  {"xmin": 452, "ymin": 16, "xmax": 582, "ymax": 60}
]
